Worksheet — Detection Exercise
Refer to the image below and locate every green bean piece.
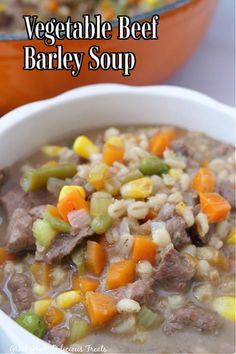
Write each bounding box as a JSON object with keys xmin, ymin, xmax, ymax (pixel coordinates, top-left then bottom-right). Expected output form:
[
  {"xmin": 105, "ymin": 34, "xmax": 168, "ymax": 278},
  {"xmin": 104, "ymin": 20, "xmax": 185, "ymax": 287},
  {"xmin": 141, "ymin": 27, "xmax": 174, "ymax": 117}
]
[
  {"xmin": 139, "ymin": 155, "xmax": 169, "ymax": 176},
  {"xmin": 69, "ymin": 316, "xmax": 90, "ymax": 344},
  {"xmin": 43, "ymin": 211, "xmax": 71, "ymax": 233},
  {"xmin": 91, "ymin": 213, "xmax": 113, "ymax": 235},
  {"xmin": 16, "ymin": 313, "xmax": 46, "ymax": 338},
  {"xmin": 121, "ymin": 169, "xmax": 143, "ymax": 184},
  {"xmin": 137, "ymin": 305, "xmax": 163, "ymax": 329},
  {"xmin": 71, "ymin": 247, "xmax": 86, "ymax": 275},
  {"xmin": 21, "ymin": 164, "xmax": 77, "ymax": 192},
  {"xmin": 32, "ymin": 219, "xmax": 57, "ymax": 249}
]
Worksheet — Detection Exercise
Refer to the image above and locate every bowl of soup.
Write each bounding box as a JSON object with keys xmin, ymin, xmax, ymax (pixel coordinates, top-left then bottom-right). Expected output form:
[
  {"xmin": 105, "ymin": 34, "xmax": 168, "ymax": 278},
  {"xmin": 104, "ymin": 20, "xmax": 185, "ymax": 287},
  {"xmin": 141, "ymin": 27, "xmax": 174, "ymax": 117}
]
[
  {"xmin": 0, "ymin": 0, "xmax": 217, "ymax": 115},
  {"xmin": 0, "ymin": 84, "xmax": 235, "ymax": 354}
]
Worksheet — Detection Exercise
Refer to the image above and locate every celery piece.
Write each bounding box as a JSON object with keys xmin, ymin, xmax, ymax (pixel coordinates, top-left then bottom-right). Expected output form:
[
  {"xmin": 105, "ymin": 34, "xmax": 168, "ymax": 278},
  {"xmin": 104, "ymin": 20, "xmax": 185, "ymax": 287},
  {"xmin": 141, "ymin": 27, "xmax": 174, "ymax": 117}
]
[
  {"xmin": 71, "ymin": 247, "xmax": 86, "ymax": 275},
  {"xmin": 69, "ymin": 316, "xmax": 90, "ymax": 344},
  {"xmin": 43, "ymin": 211, "xmax": 71, "ymax": 233},
  {"xmin": 137, "ymin": 306, "xmax": 163, "ymax": 329},
  {"xmin": 91, "ymin": 213, "xmax": 113, "ymax": 235},
  {"xmin": 32, "ymin": 219, "xmax": 57, "ymax": 249}
]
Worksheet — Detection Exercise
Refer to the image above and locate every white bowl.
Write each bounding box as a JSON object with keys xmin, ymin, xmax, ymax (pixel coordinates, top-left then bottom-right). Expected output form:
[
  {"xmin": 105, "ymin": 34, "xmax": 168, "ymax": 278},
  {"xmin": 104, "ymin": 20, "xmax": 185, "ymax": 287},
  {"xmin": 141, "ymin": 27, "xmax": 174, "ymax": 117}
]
[{"xmin": 0, "ymin": 84, "xmax": 235, "ymax": 354}]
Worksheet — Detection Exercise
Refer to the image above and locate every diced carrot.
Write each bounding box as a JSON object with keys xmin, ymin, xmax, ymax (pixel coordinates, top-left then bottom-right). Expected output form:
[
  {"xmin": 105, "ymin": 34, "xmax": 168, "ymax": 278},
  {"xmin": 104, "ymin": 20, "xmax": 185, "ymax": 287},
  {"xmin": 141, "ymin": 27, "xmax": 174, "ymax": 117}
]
[
  {"xmin": 0, "ymin": 248, "xmax": 17, "ymax": 266},
  {"xmin": 46, "ymin": 0, "xmax": 58, "ymax": 13},
  {"xmin": 192, "ymin": 168, "xmax": 215, "ymax": 193},
  {"xmin": 72, "ymin": 274, "xmax": 99, "ymax": 293},
  {"xmin": 132, "ymin": 236, "xmax": 157, "ymax": 265},
  {"xmin": 57, "ymin": 189, "xmax": 89, "ymax": 222},
  {"xmin": 46, "ymin": 204, "xmax": 62, "ymax": 219},
  {"xmin": 86, "ymin": 241, "xmax": 106, "ymax": 275},
  {"xmin": 103, "ymin": 143, "xmax": 124, "ymax": 166},
  {"xmin": 44, "ymin": 306, "xmax": 64, "ymax": 329},
  {"xmin": 106, "ymin": 260, "xmax": 136, "ymax": 290},
  {"xmin": 85, "ymin": 291, "xmax": 117, "ymax": 327},
  {"xmin": 199, "ymin": 193, "xmax": 231, "ymax": 223},
  {"xmin": 30, "ymin": 263, "xmax": 52, "ymax": 287},
  {"xmin": 149, "ymin": 130, "xmax": 176, "ymax": 157}
]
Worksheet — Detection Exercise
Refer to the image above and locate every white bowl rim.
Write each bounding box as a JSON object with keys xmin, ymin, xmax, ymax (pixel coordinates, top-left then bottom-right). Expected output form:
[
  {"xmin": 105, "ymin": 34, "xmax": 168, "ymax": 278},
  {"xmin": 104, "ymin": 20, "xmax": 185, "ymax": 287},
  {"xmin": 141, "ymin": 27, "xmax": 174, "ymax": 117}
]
[{"xmin": 0, "ymin": 84, "xmax": 235, "ymax": 354}]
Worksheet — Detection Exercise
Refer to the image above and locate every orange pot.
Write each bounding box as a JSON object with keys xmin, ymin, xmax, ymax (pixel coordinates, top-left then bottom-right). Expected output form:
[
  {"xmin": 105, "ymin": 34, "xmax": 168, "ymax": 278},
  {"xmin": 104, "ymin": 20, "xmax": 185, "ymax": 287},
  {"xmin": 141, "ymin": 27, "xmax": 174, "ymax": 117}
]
[{"xmin": 0, "ymin": 0, "xmax": 217, "ymax": 115}]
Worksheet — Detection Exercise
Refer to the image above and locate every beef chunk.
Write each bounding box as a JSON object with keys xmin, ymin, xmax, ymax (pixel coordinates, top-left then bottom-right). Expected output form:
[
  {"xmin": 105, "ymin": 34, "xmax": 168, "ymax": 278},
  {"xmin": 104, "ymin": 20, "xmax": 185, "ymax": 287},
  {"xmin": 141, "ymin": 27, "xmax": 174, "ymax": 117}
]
[
  {"xmin": 8, "ymin": 273, "xmax": 33, "ymax": 312},
  {"xmin": 158, "ymin": 203, "xmax": 175, "ymax": 221},
  {"xmin": 35, "ymin": 227, "xmax": 94, "ymax": 263},
  {"xmin": 127, "ymin": 279, "xmax": 157, "ymax": 305},
  {"xmin": 1, "ymin": 186, "xmax": 54, "ymax": 218},
  {"xmin": 6, "ymin": 208, "xmax": 35, "ymax": 253},
  {"xmin": 217, "ymin": 180, "xmax": 236, "ymax": 209},
  {"xmin": 154, "ymin": 246, "xmax": 195, "ymax": 292},
  {"xmin": 47, "ymin": 326, "xmax": 69, "ymax": 347},
  {"xmin": 163, "ymin": 303, "xmax": 222, "ymax": 335},
  {"xmin": 165, "ymin": 216, "xmax": 189, "ymax": 249}
]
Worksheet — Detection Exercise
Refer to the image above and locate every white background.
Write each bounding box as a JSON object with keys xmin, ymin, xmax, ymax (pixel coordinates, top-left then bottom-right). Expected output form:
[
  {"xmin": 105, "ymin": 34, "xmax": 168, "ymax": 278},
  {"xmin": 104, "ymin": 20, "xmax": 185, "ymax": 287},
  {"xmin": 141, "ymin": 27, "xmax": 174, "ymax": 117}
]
[{"xmin": 167, "ymin": 0, "xmax": 235, "ymax": 106}]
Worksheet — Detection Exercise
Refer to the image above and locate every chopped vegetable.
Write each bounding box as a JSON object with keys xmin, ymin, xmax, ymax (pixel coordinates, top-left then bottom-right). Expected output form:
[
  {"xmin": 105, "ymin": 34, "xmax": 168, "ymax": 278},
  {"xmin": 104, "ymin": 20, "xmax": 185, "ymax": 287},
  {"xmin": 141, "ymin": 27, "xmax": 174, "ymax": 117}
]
[
  {"xmin": 71, "ymin": 247, "xmax": 86, "ymax": 275},
  {"xmin": 106, "ymin": 260, "xmax": 135, "ymax": 290},
  {"xmin": 16, "ymin": 313, "xmax": 46, "ymax": 338},
  {"xmin": 199, "ymin": 193, "xmax": 231, "ymax": 223},
  {"xmin": 103, "ymin": 142, "xmax": 124, "ymax": 166},
  {"xmin": 86, "ymin": 241, "xmax": 106, "ymax": 275},
  {"xmin": 139, "ymin": 155, "xmax": 169, "ymax": 176},
  {"xmin": 41, "ymin": 145, "xmax": 63, "ymax": 157},
  {"xmin": 46, "ymin": 204, "xmax": 62, "ymax": 219},
  {"xmin": 73, "ymin": 136, "xmax": 99, "ymax": 159},
  {"xmin": 87, "ymin": 163, "xmax": 111, "ymax": 190},
  {"xmin": 149, "ymin": 130, "xmax": 176, "ymax": 157},
  {"xmin": 85, "ymin": 291, "xmax": 117, "ymax": 327},
  {"xmin": 30, "ymin": 263, "xmax": 52, "ymax": 287},
  {"xmin": 0, "ymin": 248, "xmax": 17, "ymax": 266},
  {"xmin": 104, "ymin": 177, "xmax": 121, "ymax": 196},
  {"xmin": 121, "ymin": 169, "xmax": 143, "ymax": 184},
  {"xmin": 57, "ymin": 290, "xmax": 82, "ymax": 309},
  {"xmin": 226, "ymin": 228, "xmax": 236, "ymax": 245},
  {"xmin": 132, "ymin": 236, "xmax": 157, "ymax": 265},
  {"xmin": 59, "ymin": 185, "xmax": 86, "ymax": 201},
  {"xmin": 21, "ymin": 164, "xmax": 77, "ymax": 192},
  {"xmin": 192, "ymin": 168, "xmax": 215, "ymax": 193},
  {"xmin": 72, "ymin": 275, "xmax": 99, "ymax": 293},
  {"xmin": 69, "ymin": 316, "xmax": 90, "ymax": 344},
  {"xmin": 213, "ymin": 296, "xmax": 236, "ymax": 322},
  {"xmin": 33, "ymin": 299, "xmax": 52, "ymax": 316},
  {"xmin": 90, "ymin": 192, "xmax": 113, "ymax": 217},
  {"xmin": 106, "ymin": 136, "xmax": 124, "ymax": 147},
  {"xmin": 44, "ymin": 306, "xmax": 64, "ymax": 328},
  {"xmin": 57, "ymin": 189, "xmax": 89, "ymax": 222},
  {"xmin": 121, "ymin": 177, "xmax": 153, "ymax": 199},
  {"xmin": 91, "ymin": 213, "xmax": 113, "ymax": 234},
  {"xmin": 43, "ymin": 210, "xmax": 71, "ymax": 233},
  {"xmin": 137, "ymin": 306, "xmax": 163, "ymax": 329},
  {"xmin": 32, "ymin": 219, "xmax": 57, "ymax": 248}
]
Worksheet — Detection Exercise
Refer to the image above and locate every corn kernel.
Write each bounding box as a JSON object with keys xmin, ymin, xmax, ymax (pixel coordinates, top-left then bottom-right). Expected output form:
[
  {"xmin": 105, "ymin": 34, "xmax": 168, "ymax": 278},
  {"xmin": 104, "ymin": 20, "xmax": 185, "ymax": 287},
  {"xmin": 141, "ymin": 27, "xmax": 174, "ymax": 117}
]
[
  {"xmin": 121, "ymin": 177, "xmax": 153, "ymax": 199},
  {"xmin": 34, "ymin": 298, "xmax": 52, "ymax": 316},
  {"xmin": 88, "ymin": 163, "xmax": 111, "ymax": 190},
  {"xmin": 213, "ymin": 296, "xmax": 236, "ymax": 322},
  {"xmin": 169, "ymin": 168, "xmax": 183, "ymax": 181},
  {"xmin": 73, "ymin": 136, "xmax": 99, "ymax": 159},
  {"xmin": 106, "ymin": 136, "xmax": 124, "ymax": 147},
  {"xmin": 226, "ymin": 228, "xmax": 236, "ymax": 245},
  {"xmin": 41, "ymin": 145, "xmax": 63, "ymax": 157},
  {"xmin": 56, "ymin": 290, "xmax": 82, "ymax": 309},
  {"xmin": 59, "ymin": 185, "xmax": 86, "ymax": 201}
]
